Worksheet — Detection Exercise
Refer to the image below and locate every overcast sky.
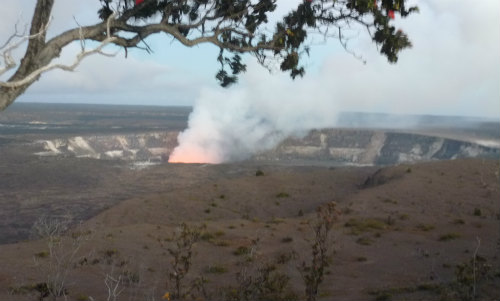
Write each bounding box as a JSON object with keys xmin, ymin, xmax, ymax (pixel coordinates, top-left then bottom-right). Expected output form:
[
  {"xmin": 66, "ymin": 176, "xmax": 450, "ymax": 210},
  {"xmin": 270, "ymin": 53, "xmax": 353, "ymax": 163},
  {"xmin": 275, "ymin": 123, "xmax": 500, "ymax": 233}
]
[{"xmin": 1, "ymin": 0, "xmax": 499, "ymax": 119}]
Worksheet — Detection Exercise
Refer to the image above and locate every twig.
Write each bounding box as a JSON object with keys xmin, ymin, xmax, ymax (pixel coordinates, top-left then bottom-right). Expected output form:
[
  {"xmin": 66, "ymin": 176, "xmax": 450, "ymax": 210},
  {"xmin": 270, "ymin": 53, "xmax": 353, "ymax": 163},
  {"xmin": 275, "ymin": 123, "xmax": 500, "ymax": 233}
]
[
  {"xmin": 472, "ymin": 236, "xmax": 481, "ymax": 300},
  {"xmin": 0, "ymin": 13, "xmax": 117, "ymax": 88}
]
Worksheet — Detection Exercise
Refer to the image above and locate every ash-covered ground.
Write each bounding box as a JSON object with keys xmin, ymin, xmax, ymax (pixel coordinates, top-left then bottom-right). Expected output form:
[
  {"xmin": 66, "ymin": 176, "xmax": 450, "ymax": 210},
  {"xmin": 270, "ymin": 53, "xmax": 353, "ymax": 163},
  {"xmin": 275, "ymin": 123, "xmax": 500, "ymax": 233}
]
[
  {"xmin": 0, "ymin": 103, "xmax": 499, "ymax": 244},
  {"xmin": 0, "ymin": 103, "xmax": 499, "ymax": 301}
]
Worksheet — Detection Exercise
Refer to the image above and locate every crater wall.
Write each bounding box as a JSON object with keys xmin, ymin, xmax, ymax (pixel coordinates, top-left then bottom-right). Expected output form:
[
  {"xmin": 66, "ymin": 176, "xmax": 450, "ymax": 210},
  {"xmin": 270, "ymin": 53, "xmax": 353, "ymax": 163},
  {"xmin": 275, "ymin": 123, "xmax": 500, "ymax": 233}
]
[
  {"xmin": 252, "ymin": 129, "xmax": 500, "ymax": 165},
  {"xmin": 32, "ymin": 129, "xmax": 499, "ymax": 166}
]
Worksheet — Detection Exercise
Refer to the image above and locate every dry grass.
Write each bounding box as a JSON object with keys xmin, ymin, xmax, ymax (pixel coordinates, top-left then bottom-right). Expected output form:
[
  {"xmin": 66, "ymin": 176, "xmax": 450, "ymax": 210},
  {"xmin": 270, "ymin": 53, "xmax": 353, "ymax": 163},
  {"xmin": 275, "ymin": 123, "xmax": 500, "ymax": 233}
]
[{"xmin": 0, "ymin": 159, "xmax": 499, "ymax": 301}]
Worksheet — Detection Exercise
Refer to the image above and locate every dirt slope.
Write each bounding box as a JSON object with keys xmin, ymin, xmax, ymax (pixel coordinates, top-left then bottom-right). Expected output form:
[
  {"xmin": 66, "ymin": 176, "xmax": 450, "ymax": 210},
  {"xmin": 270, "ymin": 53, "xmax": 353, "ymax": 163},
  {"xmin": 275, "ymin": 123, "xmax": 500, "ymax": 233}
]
[{"xmin": 0, "ymin": 159, "xmax": 499, "ymax": 301}]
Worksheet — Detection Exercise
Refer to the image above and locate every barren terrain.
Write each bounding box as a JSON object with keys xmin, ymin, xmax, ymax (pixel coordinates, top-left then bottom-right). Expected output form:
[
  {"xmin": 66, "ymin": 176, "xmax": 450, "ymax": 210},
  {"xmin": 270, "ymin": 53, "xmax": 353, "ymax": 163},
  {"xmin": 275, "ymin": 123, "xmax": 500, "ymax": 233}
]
[{"xmin": 0, "ymin": 104, "xmax": 499, "ymax": 300}]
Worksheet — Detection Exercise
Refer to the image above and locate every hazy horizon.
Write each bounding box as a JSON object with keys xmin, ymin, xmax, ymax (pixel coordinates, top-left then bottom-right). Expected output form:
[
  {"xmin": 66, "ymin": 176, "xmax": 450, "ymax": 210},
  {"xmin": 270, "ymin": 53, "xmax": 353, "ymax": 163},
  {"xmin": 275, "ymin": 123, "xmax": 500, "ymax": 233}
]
[{"xmin": 9, "ymin": 101, "xmax": 500, "ymax": 122}]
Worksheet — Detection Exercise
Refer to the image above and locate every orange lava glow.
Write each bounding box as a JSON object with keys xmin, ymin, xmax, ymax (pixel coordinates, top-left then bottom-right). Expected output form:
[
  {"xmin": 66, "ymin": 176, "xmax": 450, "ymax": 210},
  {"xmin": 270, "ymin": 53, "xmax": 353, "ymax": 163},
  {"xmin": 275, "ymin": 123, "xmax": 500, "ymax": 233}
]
[{"xmin": 168, "ymin": 148, "xmax": 217, "ymax": 164}]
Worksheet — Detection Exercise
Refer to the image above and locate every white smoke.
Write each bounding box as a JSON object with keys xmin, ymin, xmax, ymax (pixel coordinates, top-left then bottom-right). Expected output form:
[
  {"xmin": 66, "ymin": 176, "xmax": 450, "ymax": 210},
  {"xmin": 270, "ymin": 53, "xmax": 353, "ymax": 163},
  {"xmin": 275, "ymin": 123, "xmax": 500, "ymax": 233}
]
[{"xmin": 168, "ymin": 61, "xmax": 339, "ymax": 163}]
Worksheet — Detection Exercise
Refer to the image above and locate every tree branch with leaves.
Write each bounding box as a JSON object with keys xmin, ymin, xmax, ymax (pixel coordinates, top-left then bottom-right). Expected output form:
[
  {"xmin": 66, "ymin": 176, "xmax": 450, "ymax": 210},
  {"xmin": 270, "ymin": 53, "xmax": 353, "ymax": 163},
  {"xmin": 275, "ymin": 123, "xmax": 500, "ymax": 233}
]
[{"xmin": 0, "ymin": 0, "xmax": 417, "ymax": 111}]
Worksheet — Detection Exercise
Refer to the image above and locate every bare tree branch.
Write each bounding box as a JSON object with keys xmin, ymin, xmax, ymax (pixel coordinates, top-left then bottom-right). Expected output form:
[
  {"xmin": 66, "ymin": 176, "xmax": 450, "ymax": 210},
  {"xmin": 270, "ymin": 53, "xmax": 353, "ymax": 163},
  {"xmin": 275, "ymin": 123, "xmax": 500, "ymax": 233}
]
[
  {"xmin": 0, "ymin": 0, "xmax": 417, "ymax": 111},
  {"xmin": 0, "ymin": 19, "xmax": 51, "ymax": 77},
  {"xmin": 0, "ymin": 13, "xmax": 117, "ymax": 89}
]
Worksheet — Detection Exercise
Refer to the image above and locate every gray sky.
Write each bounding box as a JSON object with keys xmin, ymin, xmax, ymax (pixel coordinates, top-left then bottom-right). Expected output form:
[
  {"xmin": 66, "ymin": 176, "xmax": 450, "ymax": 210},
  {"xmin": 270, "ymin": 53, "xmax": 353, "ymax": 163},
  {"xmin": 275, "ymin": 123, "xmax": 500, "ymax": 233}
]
[{"xmin": 1, "ymin": 0, "xmax": 499, "ymax": 119}]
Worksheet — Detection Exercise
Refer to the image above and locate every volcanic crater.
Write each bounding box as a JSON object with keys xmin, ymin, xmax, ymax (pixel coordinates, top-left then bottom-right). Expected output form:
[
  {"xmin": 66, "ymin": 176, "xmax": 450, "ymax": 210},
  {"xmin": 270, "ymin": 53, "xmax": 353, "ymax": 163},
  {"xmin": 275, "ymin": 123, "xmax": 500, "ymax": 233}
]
[{"xmin": 0, "ymin": 103, "xmax": 499, "ymax": 301}]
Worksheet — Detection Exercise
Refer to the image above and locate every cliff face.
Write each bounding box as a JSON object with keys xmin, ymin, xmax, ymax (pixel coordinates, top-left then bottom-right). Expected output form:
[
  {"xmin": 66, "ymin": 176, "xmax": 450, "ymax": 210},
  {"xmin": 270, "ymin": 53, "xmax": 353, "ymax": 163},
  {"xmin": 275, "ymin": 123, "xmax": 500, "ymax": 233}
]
[
  {"xmin": 35, "ymin": 132, "xmax": 179, "ymax": 162},
  {"xmin": 33, "ymin": 128, "xmax": 499, "ymax": 166},
  {"xmin": 253, "ymin": 129, "xmax": 500, "ymax": 165}
]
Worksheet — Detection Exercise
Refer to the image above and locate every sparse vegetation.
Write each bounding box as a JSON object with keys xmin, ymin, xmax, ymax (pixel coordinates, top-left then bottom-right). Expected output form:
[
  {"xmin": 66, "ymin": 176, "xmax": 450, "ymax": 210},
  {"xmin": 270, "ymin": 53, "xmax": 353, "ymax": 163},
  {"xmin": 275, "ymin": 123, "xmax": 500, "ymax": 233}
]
[
  {"xmin": 416, "ymin": 223, "xmax": 435, "ymax": 231},
  {"xmin": 2, "ymin": 157, "xmax": 499, "ymax": 301},
  {"xmin": 356, "ymin": 236, "xmax": 375, "ymax": 246},
  {"xmin": 212, "ymin": 239, "xmax": 230, "ymax": 247},
  {"xmin": 205, "ymin": 264, "xmax": 228, "ymax": 274},
  {"xmin": 441, "ymin": 238, "xmax": 493, "ymax": 301},
  {"xmin": 275, "ymin": 252, "xmax": 295, "ymax": 265},
  {"xmin": 34, "ymin": 251, "xmax": 49, "ymax": 258},
  {"xmin": 229, "ymin": 260, "xmax": 297, "ymax": 301},
  {"xmin": 31, "ymin": 215, "xmax": 91, "ymax": 301},
  {"xmin": 368, "ymin": 283, "xmax": 443, "ymax": 301},
  {"xmin": 399, "ymin": 214, "xmax": 409, "ymax": 220},
  {"xmin": 75, "ymin": 293, "xmax": 90, "ymax": 301},
  {"xmin": 299, "ymin": 201, "xmax": 339, "ymax": 301},
  {"xmin": 382, "ymin": 198, "xmax": 398, "ymax": 204},
  {"xmin": 275, "ymin": 192, "xmax": 290, "ymax": 198},
  {"xmin": 473, "ymin": 208, "xmax": 482, "ymax": 216},
  {"xmin": 268, "ymin": 217, "xmax": 286, "ymax": 225},
  {"xmin": 345, "ymin": 218, "xmax": 387, "ymax": 235},
  {"xmin": 439, "ymin": 233, "xmax": 461, "ymax": 241},
  {"xmin": 158, "ymin": 223, "xmax": 202, "ymax": 300},
  {"xmin": 233, "ymin": 246, "xmax": 251, "ymax": 256}
]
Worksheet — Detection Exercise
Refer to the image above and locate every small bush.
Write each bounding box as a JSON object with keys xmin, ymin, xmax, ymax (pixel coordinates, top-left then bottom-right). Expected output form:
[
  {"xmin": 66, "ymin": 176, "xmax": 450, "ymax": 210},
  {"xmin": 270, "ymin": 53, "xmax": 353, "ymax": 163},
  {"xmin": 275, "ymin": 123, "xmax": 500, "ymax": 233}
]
[
  {"xmin": 473, "ymin": 208, "xmax": 482, "ymax": 216},
  {"xmin": 205, "ymin": 265, "xmax": 227, "ymax": 274},
  {"xmin": 281, "ymin": 237, "xmax": 293, "ymax": 243},
  {"xmin": 275, "ymin": 192, "xmax": 290, "ymax": 198},
  {"xmin": 103, "ymin": 249, "xmax": 119, "ymax": 259},
  {"xmin": 416, "ymin": 283, "xmax": 441, "ymax": 291},
  {"xmin": 8, "ymin": 284, "xmax": 37, "ymax": 295},
  {"xmin": 375, "ymin": 292, "xmax": 392, "ymax": 301},
  {"xmin": 441, "ymin": 255, "xmax": 492, "ymax": 301},
  {"xmin": 75, "ymin": 294, "xmax": 90, "ymax": 301},
  {"xmin": 268, "ymin": 218, "xmax": 285, "ymax": 224},
  {"xmin": 416, "ymin": 223, "xmax": 435, "ymax": 231},
  {"xmin": 200, "ymin": 232, "xmax": 215, "ymax": 241},
  {"xmin": 233, "ymin": 246, "xmax": 250, "ymax": 256},
  {"xmin": 345, "ymin": 218, "xmax": 387, "ymax": 235},
  {"xmin": 123, "ymin": 270, "xmax": 140, "ymax": 285},
  {"xmin": 256, "ymin": 170, "xmax": 265, "ymax": 176},
  {"xmin": 276, "ymin": 252, "xmax": 294, "ymax": 264},
  {"xmin": 343, "ymin": 207, "xmax": 353, "ymax": 215},
  {"xmin": 383, "ymin": 198, "xmax": 398, "ymax": 204},
  {"xmin": 34, "ymin": 251, "xmax": 49, "ymax": 258},
  {"xmin": 438, "ymin": 233, "xmax": 461, "ymax": 241},
  {"xmin": 356, "ymin": 236, "xmax": 374, "ymax": 246},
  {"xmin": 399, "ymin": 214, "xmax": 409, "ymax": 220},
  {"xmin": 212, "ymin": 240, "xmax": 230, "ymax": 247}
]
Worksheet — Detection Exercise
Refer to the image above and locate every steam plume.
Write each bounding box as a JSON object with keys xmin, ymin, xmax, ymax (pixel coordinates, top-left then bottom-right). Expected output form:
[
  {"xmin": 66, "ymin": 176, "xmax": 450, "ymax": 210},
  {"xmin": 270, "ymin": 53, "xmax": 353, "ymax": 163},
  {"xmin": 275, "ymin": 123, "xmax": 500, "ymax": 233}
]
[{"xmin": 168, "ymin": 62, "xmax": 338, "ymax": 163}]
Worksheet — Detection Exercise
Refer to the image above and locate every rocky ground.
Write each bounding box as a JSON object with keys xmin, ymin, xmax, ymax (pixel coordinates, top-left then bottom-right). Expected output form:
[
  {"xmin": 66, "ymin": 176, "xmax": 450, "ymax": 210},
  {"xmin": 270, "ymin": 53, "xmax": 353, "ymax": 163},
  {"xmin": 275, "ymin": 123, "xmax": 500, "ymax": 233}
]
[
  {"xmin": 0, "ymin": 158, "xmax": 498, "ymax": 301},
  {"xmin": 1, "ymin": 104, "xmax": 499, "ymax": 300}
]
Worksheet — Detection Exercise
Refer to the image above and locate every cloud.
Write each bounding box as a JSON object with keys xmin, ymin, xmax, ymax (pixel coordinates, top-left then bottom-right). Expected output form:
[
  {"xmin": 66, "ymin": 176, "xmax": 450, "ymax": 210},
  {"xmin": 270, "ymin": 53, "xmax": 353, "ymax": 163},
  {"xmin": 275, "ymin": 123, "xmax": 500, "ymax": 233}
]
[
  {"xmin": 310, "ymin": 0, "xmax": 500, "ymax": 118},
  {"xmin": 20, "ymin": 47, "xmax": 203, "ymax": 105},
  {"xmin": 2, "ymin": 0, "xmax": 498, "ymax": 118}
]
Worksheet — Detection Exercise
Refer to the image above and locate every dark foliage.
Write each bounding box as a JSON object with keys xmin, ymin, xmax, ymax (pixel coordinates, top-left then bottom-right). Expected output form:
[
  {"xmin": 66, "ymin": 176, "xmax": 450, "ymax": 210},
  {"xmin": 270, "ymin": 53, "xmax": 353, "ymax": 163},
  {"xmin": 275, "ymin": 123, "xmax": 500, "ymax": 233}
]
[{"xmin": 96, "ymin": 0, "xmax": 417, "ymax": 87}]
